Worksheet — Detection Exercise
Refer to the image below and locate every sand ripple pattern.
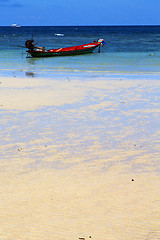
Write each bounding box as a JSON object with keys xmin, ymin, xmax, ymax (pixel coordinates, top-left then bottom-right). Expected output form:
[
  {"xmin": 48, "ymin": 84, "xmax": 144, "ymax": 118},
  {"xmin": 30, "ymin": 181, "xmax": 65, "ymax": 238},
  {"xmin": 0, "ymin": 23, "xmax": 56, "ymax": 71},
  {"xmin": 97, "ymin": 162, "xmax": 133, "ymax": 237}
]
[{"xmin": 0, "ymin": 76, "xmax": 160, "ymax": 240}]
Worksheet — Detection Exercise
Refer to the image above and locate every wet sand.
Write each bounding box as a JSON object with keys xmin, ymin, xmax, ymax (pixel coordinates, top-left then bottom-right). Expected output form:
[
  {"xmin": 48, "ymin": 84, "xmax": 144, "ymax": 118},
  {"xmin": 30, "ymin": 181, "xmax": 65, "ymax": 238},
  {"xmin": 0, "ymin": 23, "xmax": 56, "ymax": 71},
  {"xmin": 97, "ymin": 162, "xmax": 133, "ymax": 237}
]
[{"xmin": 0, "ymin": 75, "xmax": 160, "ymax": 240}]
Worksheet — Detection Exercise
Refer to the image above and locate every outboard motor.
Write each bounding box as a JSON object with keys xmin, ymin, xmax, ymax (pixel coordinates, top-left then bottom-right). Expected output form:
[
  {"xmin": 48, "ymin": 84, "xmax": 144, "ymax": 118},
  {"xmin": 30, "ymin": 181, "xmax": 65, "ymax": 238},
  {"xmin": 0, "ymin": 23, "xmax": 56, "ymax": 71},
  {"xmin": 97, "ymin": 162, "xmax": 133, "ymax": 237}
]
[{"xmin": 25, "ymin": 39, "xmax": 35, "ymax": 50}]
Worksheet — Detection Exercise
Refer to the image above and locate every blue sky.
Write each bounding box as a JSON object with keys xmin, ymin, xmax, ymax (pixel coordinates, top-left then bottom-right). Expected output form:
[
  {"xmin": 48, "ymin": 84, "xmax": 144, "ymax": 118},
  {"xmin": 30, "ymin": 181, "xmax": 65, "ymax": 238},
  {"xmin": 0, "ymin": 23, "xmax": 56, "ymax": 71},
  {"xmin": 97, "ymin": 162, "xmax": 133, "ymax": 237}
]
[{"xmin": 0, "ymin": 0, "xmax": 160, "ymax": 26}]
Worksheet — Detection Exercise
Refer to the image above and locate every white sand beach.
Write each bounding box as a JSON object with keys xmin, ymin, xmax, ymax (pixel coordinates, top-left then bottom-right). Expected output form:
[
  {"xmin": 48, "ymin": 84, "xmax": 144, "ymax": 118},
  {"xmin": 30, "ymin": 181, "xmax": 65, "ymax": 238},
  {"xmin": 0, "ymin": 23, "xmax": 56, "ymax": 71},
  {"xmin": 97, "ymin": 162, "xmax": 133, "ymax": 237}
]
[{"xmin": 0, "ymin": 75, "xmax": 160, "ymax": 240}]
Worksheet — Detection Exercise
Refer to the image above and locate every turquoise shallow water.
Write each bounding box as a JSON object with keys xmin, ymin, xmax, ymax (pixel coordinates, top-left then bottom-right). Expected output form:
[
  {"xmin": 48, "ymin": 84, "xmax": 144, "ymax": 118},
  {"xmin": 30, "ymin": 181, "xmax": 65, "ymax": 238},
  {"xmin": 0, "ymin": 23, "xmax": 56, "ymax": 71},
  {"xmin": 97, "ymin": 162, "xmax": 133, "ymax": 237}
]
[{"xmin": 1, "ymin": 25, "xmax": 160, "ymax": 78}]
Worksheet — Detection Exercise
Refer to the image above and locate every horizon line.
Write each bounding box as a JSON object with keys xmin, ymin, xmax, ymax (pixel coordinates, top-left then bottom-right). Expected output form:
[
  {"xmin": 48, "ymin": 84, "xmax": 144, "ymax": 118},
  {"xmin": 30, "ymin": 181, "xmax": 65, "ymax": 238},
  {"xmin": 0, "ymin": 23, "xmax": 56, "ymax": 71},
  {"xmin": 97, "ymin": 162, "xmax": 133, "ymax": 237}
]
[{"xmin": 1, "ymin": 24, "xmax": 160, "ymax": 27}]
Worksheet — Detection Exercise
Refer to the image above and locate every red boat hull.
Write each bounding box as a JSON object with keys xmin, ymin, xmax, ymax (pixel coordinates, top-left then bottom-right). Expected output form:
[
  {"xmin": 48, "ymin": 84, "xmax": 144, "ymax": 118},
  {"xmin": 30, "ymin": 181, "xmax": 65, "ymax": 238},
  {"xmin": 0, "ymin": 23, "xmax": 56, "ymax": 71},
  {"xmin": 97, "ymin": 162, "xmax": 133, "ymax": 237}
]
[{"xmin": 27, "ymin": 39, "xmax": 104, "ymax": 57}]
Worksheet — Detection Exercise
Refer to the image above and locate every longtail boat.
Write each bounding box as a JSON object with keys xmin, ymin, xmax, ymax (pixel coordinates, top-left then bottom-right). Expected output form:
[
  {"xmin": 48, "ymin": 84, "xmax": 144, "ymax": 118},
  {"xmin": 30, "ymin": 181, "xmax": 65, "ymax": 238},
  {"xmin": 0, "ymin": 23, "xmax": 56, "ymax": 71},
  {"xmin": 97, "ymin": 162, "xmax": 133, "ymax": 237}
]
[{"xmin": 25, "ymin": 39, "xmax": 105, "ymax": 58}]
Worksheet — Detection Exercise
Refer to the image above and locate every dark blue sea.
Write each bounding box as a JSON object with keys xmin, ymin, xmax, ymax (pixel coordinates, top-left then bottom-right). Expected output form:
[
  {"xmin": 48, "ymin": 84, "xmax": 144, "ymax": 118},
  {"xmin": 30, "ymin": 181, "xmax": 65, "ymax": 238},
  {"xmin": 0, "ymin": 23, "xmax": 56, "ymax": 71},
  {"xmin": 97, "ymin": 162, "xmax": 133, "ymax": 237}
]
[{"xmin": 1, "ymin": 25, "xmax": 160, "ymax": 78}]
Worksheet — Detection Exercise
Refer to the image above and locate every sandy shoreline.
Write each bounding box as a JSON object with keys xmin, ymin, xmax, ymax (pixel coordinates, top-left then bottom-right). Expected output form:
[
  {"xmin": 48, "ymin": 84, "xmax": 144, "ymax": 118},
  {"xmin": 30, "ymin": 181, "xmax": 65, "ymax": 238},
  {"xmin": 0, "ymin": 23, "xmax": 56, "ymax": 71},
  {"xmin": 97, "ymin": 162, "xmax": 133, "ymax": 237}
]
[{"xmin": 0, "ymin": 75, "xmax": 160, "ymax": 240}]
